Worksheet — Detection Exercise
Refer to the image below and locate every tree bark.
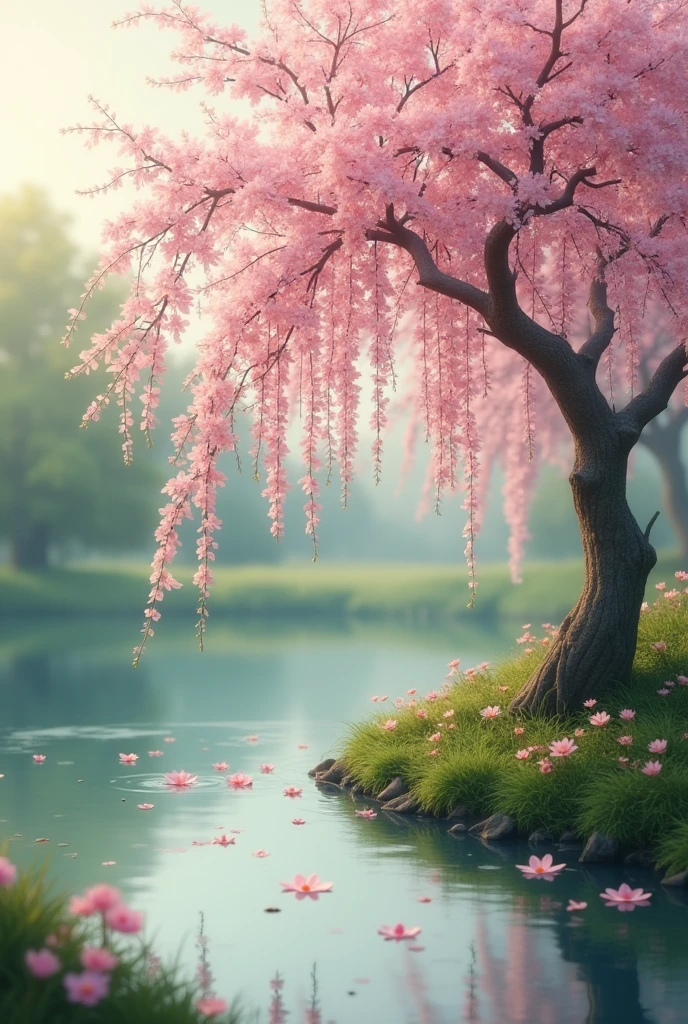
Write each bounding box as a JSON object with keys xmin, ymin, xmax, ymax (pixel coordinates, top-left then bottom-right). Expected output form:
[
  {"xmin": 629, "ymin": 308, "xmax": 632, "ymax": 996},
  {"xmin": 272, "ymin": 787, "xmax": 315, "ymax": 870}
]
[
  {"xmin": 11, "ymin": 522, "xmax": 49, "ymax": 570},
  {"xmin": 510, "ymin": 435, "xmax": 657, "ymax": 715},
  {"xmin": 639, "ymin": 422, "xmax": 688, "ymax": 561}
]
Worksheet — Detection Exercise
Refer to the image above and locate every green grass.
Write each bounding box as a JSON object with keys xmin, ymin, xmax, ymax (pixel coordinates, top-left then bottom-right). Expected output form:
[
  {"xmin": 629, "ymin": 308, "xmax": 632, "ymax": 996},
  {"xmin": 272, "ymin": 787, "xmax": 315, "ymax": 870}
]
[
  {"xmin": 340, "ymin": 586, "xmax": 688, "ymax": 869},
  {"xmin": 0, "ymin": 550, "xmax": 682, "ymax": 621},
  {"xmin": 0, "ymin": 863, "xmax": 246, "ymax": 1024}
]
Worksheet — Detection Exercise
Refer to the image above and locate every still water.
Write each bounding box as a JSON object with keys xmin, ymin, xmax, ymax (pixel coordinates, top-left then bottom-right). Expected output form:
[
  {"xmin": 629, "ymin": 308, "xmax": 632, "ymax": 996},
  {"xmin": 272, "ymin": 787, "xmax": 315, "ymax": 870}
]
[{"xmin": 1, "ymin": 617, "xmax": 686, "ymax": 1023}]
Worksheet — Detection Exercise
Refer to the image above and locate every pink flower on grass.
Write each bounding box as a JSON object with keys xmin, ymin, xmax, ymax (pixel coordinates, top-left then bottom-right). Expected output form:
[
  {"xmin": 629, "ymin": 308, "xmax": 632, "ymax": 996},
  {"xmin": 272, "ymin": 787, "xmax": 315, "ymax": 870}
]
[
  {"xmin": 583, "ymin": 699, "xmax": 597, "ymax": 708},
  {"xmin": 32, "ymin": 754, "xmax": 46, "ymax": 763},
  {"xmin": 619, "ymin": 757, "xmax": 630, "ymax": 765},
  {"xmin": 443, "ymin": 709, "xmax": 454, "ymax": 718},
  {"xmin": 574, "ymin": 728, "xmax": 586, "ymax": 737},
  {"xmin": 252, "ymin": 850, "xmax": 271, "ymax": 857},
  {"xmin": 589, "ymin": 711, "xmax": 611, "ymax": 727},
  {"xmin": 381, "ymin": 719, "xmax": 397, "ymax": 731},
  {"xmin": 426, "ymin": 691, "xmax": 439, "ymax": 702},
  {"xmin": 260, "ymin": 764, "xmax": 275, "ymax": 773},
  {"xmin": 148, "ymin": 750, "xmax": 163, "ymax": 757},
  {"xmin": 69, "ymin": 896, "xmax": 96, "ymax": 917},
  {"xmin": 355, "ymin": 808, "xmax": 377, "ymax": 818},
  {"xmin": 84, "ymin": 884, "xmax": 121, "ymax": 912},
  {"xmin": 537, "ymin": 758, "xmax": 554, "ymax": 773},
  {"xmin": 197, "ymin": 997, "xmax": 228, "ymax": 1017},
  {"xmin": 416, "ymin": 709, "xmax": 428, "ymax": 719},
  {"xmin": 81, "ymin": 947, "xmax": 118, "ymax": 972},
  {"xmin": 164, "ymin": 770, "xmax": 198, "ymax": 787},
  {"xmin": 212, "ymin": 834, "xmax": 235, "ymax": 847},
  {"xmin": 619, "ymin": 709, "xmax": 636, "ymax": 720},
  {"xmin": 549, "ymin": 738, "xmax": 578, "ymax": 758},
  {"xmin": 118, "ymin": 753, "xmax": 138, "ymax": 764},
  {"xmin": 480, "ymin": 706, "xmax": 500, "ymax": 719},
  {"xmin": 64, "ymin": 971, "xmax": 110, "ymax": 1007},
  {"xmin": 651, "ymin": 641, "xmax": 667, "ymax": 652},
  {"xmin": 648, "ymin": 739, "xmax": 667, "ymax": 754},
  {"xmin": 641, "ymin": 760, "xmax": 663, "ymax": 776},
  {"xmin": 0, "ymin": 857, "xmax": 17, "ymax": 887},
  {"xmin": 227, "ymin": 772, "xmax": 253, "ymax": 789},
  {"xmin": 283, "ymin": 786, "xmax": 302, "ymax": 798},
  {"xmin": 280, "ymin": 874, "xmax": 332, "ymax": 900},
  {"xmin": 657, "ymin": 688, "xmax": 671, "ymax": 696},
  {"xmin": 137, "ymin": 803, "xmax": 154, "ymax": 810},
  {"xmin": 601, "ymin": 883, "xmax": 652, "ymax": 910},
  {"xmin": 515, "ymin": 749, "xmax": 530, "ymax": 760},
  {"xmin": 428, "ymin": 748, "xmax": 440, "ymax": 756},
  {"xmin": 514, "ymin": 727, "xmax": 524, "ymax": 736},
  {"xmin": 212, "ymin": 762, "xmax": 229, "ymax": 771},
  {"xmin": 378, "ymin": 923, "xmax": 422, "ymax": 941},
  {"xmin": 516, "ymin": 855, "xmax": 566, "ymax": 880},
  {"xmin": 25, "ymin": 949, "xmax": 61, "ymax": 978},
  {"xmin": 656, "ymin": 582, "xmax": 667, "ymax": 591},
  {"xmin": 617, "ymin": 736, "xmax": 633, "ymax": 746},
  {"xmin": 291, "ymin": 818, "xmax": 306, "ymax": 826},
  {"xmin": 105, "ymin": 905, "xmax": 143, "ymax": 933},
  {"xmin": 429, "ymin": 732, "xmax": 441, "ymax": 743},
  {"xmin": 566, "ymin": 901, "xmax": 588, "ymax": 912},
  {"xmin": 677, "ymin": 675, "xmax": 688, "ymax": 686},
  {"xmin": 407, "ymin": 688, "xmax": 417, "ymax": 695}
]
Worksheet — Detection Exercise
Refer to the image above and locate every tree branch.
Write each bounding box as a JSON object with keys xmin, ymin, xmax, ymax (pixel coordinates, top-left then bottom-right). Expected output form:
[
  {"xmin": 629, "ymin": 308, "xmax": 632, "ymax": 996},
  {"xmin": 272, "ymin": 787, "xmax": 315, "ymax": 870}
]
[
  {"xmin": 619, "ymin": 343, "xmax": 688, "ymax": 435},
  {"xmin": 476, "ymin": 151, "xmax": 517, "ymax": 187},
  {"xmin": 578, "ymin": 254, "xmax": 616, "ymax": 365}
]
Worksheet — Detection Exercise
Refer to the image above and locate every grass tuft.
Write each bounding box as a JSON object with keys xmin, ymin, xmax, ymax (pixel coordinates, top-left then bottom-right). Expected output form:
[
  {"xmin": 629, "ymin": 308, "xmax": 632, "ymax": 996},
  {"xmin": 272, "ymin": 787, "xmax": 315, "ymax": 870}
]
[{"xmin": 655, "ymin": 821, "xmax": 688, "ymax": 876}]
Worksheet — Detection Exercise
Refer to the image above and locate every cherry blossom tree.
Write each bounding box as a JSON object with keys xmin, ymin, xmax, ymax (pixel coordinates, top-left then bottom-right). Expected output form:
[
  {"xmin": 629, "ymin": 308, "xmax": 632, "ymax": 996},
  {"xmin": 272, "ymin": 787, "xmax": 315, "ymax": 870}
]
[{"xmin": 65, "ymin": 0, "xmax": 688, "ymax": 711}]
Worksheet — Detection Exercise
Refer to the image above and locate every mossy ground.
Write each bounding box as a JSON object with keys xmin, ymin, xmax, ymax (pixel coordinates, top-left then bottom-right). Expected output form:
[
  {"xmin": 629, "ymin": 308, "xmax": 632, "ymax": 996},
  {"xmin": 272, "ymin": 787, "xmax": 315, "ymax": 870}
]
[{"xmin": 341, "ymin": 586, "xmax": 688, "ymax": 870}]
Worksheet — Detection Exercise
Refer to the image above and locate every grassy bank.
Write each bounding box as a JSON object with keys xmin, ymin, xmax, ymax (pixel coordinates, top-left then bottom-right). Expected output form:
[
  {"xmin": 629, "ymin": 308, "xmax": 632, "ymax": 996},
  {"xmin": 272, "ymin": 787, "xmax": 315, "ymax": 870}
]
[
  {"xmin": 340, "ymin": 587, "xmax": 688, "ymax": 871},
  {"xmin": 0, "ymin": 551, "xmax": 683, "ymax": 621}
]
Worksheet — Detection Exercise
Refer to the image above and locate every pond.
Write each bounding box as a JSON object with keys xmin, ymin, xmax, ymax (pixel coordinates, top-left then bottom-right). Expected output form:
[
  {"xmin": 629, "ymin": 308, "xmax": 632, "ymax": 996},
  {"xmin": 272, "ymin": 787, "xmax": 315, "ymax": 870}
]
[{"xmin": 1, "ymin": 616, "xmax": 686, "ymax": 1023}]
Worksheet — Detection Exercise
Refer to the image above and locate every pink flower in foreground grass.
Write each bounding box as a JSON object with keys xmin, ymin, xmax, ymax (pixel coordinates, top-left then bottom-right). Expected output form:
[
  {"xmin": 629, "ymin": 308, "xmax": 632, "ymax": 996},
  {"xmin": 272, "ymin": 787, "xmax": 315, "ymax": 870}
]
[
  {"xmin": 381, "ymin": 719, "xmax": 397, "ymax": 731},
  {"xmin": 648, "ymin": 739, "xmax": 667, "ymax": 754},
  {"xmin": 678, "ymin": 675, "xmax": 688, "ymax": 685},
  {"xmin": 480, "ymin": 706, "xmax": 500, "ymax": 719},
  {"xmin": 32, "ymin": 754, "xmax": 46, "ymax": 763},
  {"xmin": 601, "ymin": 883, "xmax": 652, "ymax": 910},
  {"xmin": 84, "ymin": 884, "xmax": 121, "ymax": 912},
  {"xmin": 164, "ymin": 770, "xmax": 198, "ymax": 787},
  {"xmin": 119, "ymin": 753, "xmax": 138, "ymax": 764},
  {"xmin": 657, "ymin": 688, "xmax": 671, "ymax": 696},
  {"xmin": 589, "ymin": 711, "xmax": 611, "ymax": 727},
  {"xmin": 515, "ymin": 749, "xmax": 530, "ymax": 760},
  {"xmin": 651, "ymin": 641, "xmax": 667, "ymax": 652},
  {"xmin": 548, "ymin": 738, "xmax": 578, "ymax": 758},
  {"xmin": 64, "ymin": 971, "xmax": 110, "ymax": 1007},
  {"xmin": 416, "ymin": 709, "xmax": 428, "ymax": 719},
  {"xmin": 428, "ymin": 748, "xmax": 440, "ymax": 756},
  {"xmin": 0, "ymin": 856, "xmax": 17, "ymax": 887},
  {"xmin": 516, "ymin": 855, "xmax": 566, "ymax": 880},
  {"xmin": 617, "ymin": 736, "xmax": 633, "ymax": 746},
  {"xmin": 583, "ymin": 699, "xmax": 597, "ymax": 708},
  {"xmin": 429, "ymin": 732, "xmax": 441, "ymax": 743},
  {"xmin": 280, "ymin": 874, "xmax": 332, "ymax": 900},
  {"xmin": 260, "ymin": 764, "xmax": 275, "ymax": 773},
  {"xmin": 137, "ymin": 803, "xmax": 154, "ymax": 810},
  {"xmin": 69, "ymin": 896, "xmax": 96, "ymax": 917},
  {"xmin": 227, "ymin": 772, "xmax": 252, "ymax": 789},
  {"xmin": 283, "ymin": 786, "xmax": 302, "ymax": 798},
  {"xmin": 212, "ymin": 762, "xmax": 229, "ymax": 771},
  {"xmin": 619, "ymin": 709, "xmax": 636, "ymax": 720},
  {"xmin": 81, "ymin": 947, "xmax": 118, "ymax": 972},
  {"xmin": 567, "ymin": 901, "xmax": 588, "ymax": 912},
  {"xmin": 537, "ymin": 758, "xmax": 554, "ymax": 773},
  {"xmin": 514, "ymin": 727, "xmax": 524, "ymax": 736},
  {"xmin": 355, "ymin": 808, "xmax": 377, "ymax": 818},
  {"xmin": 25, "ymin": 949, "xmax": 61, "ymax": 978},
  {"xmin": 641, "ymin": 760, "xmax": 663, "ymax": 776},
  {"xmin": 378, "ymin": 923, "xmax": 422, "ymax": 941},
  {"xmin": 574, "ymin": 728, "xmax": 586, "ymax": 737},
  {"xmin": 196, "ymin": 997, "xmax": 228, "ymax": 1017},
  {"xmin": 104, "ymin": 905, "xmax": 143, "ymax": 933}
]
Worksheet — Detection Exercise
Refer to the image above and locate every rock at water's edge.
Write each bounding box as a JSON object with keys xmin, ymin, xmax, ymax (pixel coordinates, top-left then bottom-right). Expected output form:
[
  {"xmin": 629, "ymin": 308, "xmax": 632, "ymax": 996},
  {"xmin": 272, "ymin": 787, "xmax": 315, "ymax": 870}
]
[
  {"xmin": 661, "ymin": 870, "xmax": 688, "ymax": 888},
  {"xmin": 559, "ymin": 830, "xmax": 582, "ymax": 844},
  {"xmin": 477, "ymin": 814, "xmax": 516, "ymax": 840},
  {"xmin": 448, "ymin": 823, "xmax": 467, "ymax": 835},
  {"xmin": 624, "ymin": 850, "xmax": 656, "ymax": 869},
  {"xmin": 383, "ymin": 794, "xmax": 421, "ymax": 814},
  {"xmin": 308, "ymin": 758, "xmax": 336, "ymax": 778},
  {"xmin": 579, "ymin": 832, "xmax": 619, "ymax": 863},
  {"xmin": 315, "ymin": 760, "xmax": 347, "ymax": 785},
  {"xmin": 377, "ymin": 777, "xmax": 408, "ymax": 803},
  {"xmin": 447, "ymin": 805, "xmax": 468, "ymax": 820},
  {"xmin": 528, "ymin": 829, "xmax": 554, "ymax": 844}
]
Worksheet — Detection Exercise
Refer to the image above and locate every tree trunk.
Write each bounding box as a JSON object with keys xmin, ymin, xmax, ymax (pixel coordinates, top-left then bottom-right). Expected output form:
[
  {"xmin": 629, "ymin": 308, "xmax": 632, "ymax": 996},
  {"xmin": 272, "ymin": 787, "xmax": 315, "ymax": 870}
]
[
  {"xmin": 510, "ymin": 442, "xmax": 656, "ymax": 715},
  {"xmin": 650, "ymin": 430, "xmax": 688, "ymax": 561},
  {"xmin": 11, "ymin": 522, "xmax": 49, "ymax": 570}
]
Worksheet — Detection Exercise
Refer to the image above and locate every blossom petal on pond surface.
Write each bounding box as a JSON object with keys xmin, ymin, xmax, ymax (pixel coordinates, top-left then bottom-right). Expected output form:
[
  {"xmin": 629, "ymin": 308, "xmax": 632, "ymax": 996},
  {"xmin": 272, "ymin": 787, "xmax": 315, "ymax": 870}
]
[
  {"xmin": 641, "ymin": 760, "xmax": 662, "ymax": 775},
  {"xmin": 252, "ymin": 850, "xmax": 271, "ymax": 857},
  {"xmin": 118, "ymin": 753, "xmax": 138, "ymax": 764},
  {"xmin": 280, "ymin": 874, "xmax": 332, "ymax": 899},
  {"xmin": 227, "ymin": 772, "xmax": 253, "ymax": 789},
  {"xmin": 291, "ymin": 818, "xmax": 306, "ymax": 825},
  {"xmin": 64, "ymin": 971, "xmax": 110, "ymax": 1007},
  {"xmin": 355, "ymin": 808, "xmax": 377, "ymax": 818},
  {"xmin": 516, "ymin": 855, "xmax": 566, "ymax": 880},
  {"xmin": 260, "ymin": 764, "xmax": 275, "ymax": 773},
  {"xmin": 212, "ymin": 762, "xmax": 229, "ymax": 771},
  {"xmin": 589, "ymin": 711, "xmax": 611, "ymax": 727},
  {"xmin": 378, "ymin": 923, "xmax": 422, "ymax": 941},
  {"xmin": 164, "ymin": 770, "xmax": 198, "ymax": 787},
  {"xmin": 148, "ymin": 750, "xmax": 163, "ymax": 757},
  {"xmin": 196, "ymin": 997, "xmax": 228, "ymax": 1017},
  {"xmin": 212, "ymin": 834, "xmax": 235, "ymax": 847},
  {"xmin": 25, "ymin": 949, "xmax": 61, "ymax": 978},
  {"xmin": 137, "ymin": 803, "xmax": 154, "ymax": 810},
  {"xmin": 648, "ymin": 739, "xmax": 667, "ymax": 753},
  {"xmin": 164, "ymin": 737, "xmax": 176, "ymax": 743},
  {"xmin": 32, "ymin": 754, "xmax": 46, "ymax": 763},
  {"xmin": 283, "ymin": 786, "xmax": 302, "ymax": 797},
  {"xmin": 297, "ymin": 743, "xmax": 309, "ymax": 749},
  {"xmin": 480, "ymin": 706, "xmax": 500, "ymax": 719},
  {"xmin": 566, "ymin": 901, "xmax": 588, "ymax": 912},
  {"xmin": 619, "ymin": 709, "xmax": 636, "ymax": 720},
  {"xmin": 246, "ymin": 735, "xmax": 259, "ymax": 742},
  {"xmin": 417, "ymin": 896, "xmax": 432, "ymax": 903},
  {"xmin": 601, "ymin": 883, "xmax": 652, "ymax": 910},
  {"xmin": 548, "ymin": 738, "xmax": 578, "ymax": 757}
]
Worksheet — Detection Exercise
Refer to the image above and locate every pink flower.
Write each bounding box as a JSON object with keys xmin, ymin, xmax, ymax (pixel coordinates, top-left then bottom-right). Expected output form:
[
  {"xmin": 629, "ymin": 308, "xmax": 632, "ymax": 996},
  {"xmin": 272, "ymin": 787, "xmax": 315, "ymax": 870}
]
[
  {"xmin": 618, "ymin": 757, "xmax": 629, "ymax": 765},
  {"xmin": 297, "ymin": 743, "xmax": 309, "ymax": 749},
  {"xmin": 447, "ymin": 723, "xmax": 456, "ymax": 730},
  {"xmin": 416, "ymin": 709, "xmax": 428, "ymax": 719},
  {"xmin": 212, "ymin": 762, "xmax": 229, "ymax": 771},
  {"xmin": 246, "ymin": 735, "xmax": 258, "ymax": 742},
  {"xmin": 381, "ymin": 719, "xmax": 397, "ymax": 731},
  {"xmin": 164, "ymin": 737, "xmax": 175, "ymax": 743},
  {"xmin": 283, "ymin": 786, "xmax": 302, "ymax": 798},
  {"xmin": 64, "ymin": 971, "xmax": 110, "ymax": 1007},
  {"xmin": 566, "ymin": 901, "xmax": 588, "ymax": 912},
  {"xmin": 355, "ymin": 808, "xmax": 377, "ymax": 818},
  {"xmin": 227, "ymin": 772, "xmax": 253, "ymax": 789},
  {"xmin": 655, "ymin": 581, "xmax": 666, "ymax": 591},
  {"xmin": 164, "ymin": 770, "xmax": 198, "ymax": 787},
  {"xmin": 617, "ymin": 736, "xmax": 633, "ymax": 746},
  {"xmin": 514, "ymin": 727, "xmax": 524, "ymax": 736},
  {"xmin": 516, "ymin": 854, "xmax": 566, "ymax": 880},
  {"xmin": 664, "ymin": 680, "xmax": 676, "ymax": 687},
  {"xmin": 0, "ymin": 856, "xmax": 17, "ymax": 887},
  {"xmin": 601, "ymin": 883, "xmax": 652, "ymax": 910},
  {"xmin": 443, "ymin": 709, "xmax": 454, "ymax": 718},
  {"xmin": 641, "ymin": 760, "xmax": 663, "ymax": 776},
  {"xmin": 105, "ymin": 905, "xmax": 143, "ymax": 933},
  {"xmin": 657, "ymin": 688, "xmax": 671, "ymax": 696},
  {"xmin": 81, "ymin": 947, "xmax": 118, "ymax": 972},
  {"xmin": 589, "ymin": 711, "xmax": 611, "ymax": 727},
  {"xmin": 675, "ymin": 571, "xmax": 688, "ymax": 581},
  {"xmin": 291, "ymin": 818, "xmax": 306, "ymax": 825},
  {"xmin": 619, "ymin": 709, "xmax": 636, "ymax": 720},
  {"xmin": 426, "ymin": 691, "xmax": 439, "ymax": 702},
  {"xmin": 378, "ymin": 923, "xmax": 422, "ymax": 941},
  {"xmin": 25, "ymin": 949, "xmax": 61, "ymax": 978},
  {"xmin": 196, "ymin": 997, "xmax": 228, "ymax": 1017},
  {"xmin": 515, "ymin": 749, "xmax": 530, "ymax": 760},
  {"xmin": 548, "ymin": 737, "xmax": 578, "ymax": 758},
  {"xmin": 648, "ymin": 739, "xmax": 667, "ymax": 754},
  {"xmin": 252, "ymin": 850, "xmax": 271, "ymax": 857},
  {"xmin": 498, "ymin": 684, "xmax": 509, "ymax": 691},
  {"xmin": 583, "ymin": 699, "xmax": 597, "ymax": 708},
  {"xmin": 118, "ymin": 753, "xmax": 138, "ymax": 764},
  {"xmin": 447, "ymin": 659, "xmax": 461, "ymax": 670},
  {"xmin": 428, "ymin": 748, "xmax": 440, "ymax": 756},
  {"xmin": 651, "ymin": 641, "xmax": 667, "ymax": 652},
  {"xmin": 84, "ymin": 884, "xmax": 121, "ymax": 912},
  {"xmin": 429, "ymin": 732, "xmax": 441, "ymax": 743},
  {"xmin": 407, "ymin": 688, "xmax": 417, "ymax": 694},
  {"xmin": 280, "ymin": 874, "xmax": 332, "ymax": 900},
  {"xmin": 260, "ymin": 764, "xmax": 275, "ymax": 773},
  {"xmin": 480, "ymin": 706, "xmax": 500, "ymax": 719},
  {"xmin": 370, "ymin": 696, "xmax": 380, "ymax": 702},
  {"xmin": 537, "ymin": 758, "xmax": 554, "ymax": 773},
  {"xmin": 32, "ymin": 754, "xmax": 46, "ymax": 764},
  {"xmin": 69, "ymin": 895, "xmax": 96, "ymax": 917},
  {"xmin": 417, "ymin": 896, "xmax": 433, "ymax": 903},
  {"xmin": 212, "ymin": 834, "xmax": 235, "ymax": 847},
  {"xmin": 137, "ymin": 803, "xmax": 154, "ymax": 810},
  {"xmin": 677, "ymin": 675, "xmax": 688, "ymax": 685},
  {"xmin": 148, "ymin": 750, "xmax": 163, "ymax": 757},
  {"xmin": 574, "ymin": 728, "xmax": 586, "ymax": 737}
]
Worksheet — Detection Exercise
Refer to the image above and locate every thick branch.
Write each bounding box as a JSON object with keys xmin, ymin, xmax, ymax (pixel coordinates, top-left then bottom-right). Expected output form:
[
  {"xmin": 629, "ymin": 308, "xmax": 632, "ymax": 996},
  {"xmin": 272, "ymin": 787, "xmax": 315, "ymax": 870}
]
[
  {"xmin": 578, "ymin": 259, "xmax": 616, "ymax": 365},
  {"xmin": 619, "ymin": 343, "xmax": 688, "ymax": 434},
  {"xmin": 476, "ymin": 151, "xmax": 517, "ymax": 186}
]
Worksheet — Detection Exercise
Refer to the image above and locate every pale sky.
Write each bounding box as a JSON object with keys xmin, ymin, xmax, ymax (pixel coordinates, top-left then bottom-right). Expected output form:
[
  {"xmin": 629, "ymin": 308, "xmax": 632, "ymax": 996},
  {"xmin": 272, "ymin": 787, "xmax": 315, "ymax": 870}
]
[{"xmin": 1, "ymin": 1, "xmax": 261, "ymax": 250}]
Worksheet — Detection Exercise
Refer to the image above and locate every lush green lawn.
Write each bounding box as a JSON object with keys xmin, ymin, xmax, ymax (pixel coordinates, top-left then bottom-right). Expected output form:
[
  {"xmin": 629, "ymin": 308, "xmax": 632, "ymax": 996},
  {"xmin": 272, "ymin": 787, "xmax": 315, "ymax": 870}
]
[{"xmin": 0, "ymin": 551, "xmax": 684, "ymax": 621}]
